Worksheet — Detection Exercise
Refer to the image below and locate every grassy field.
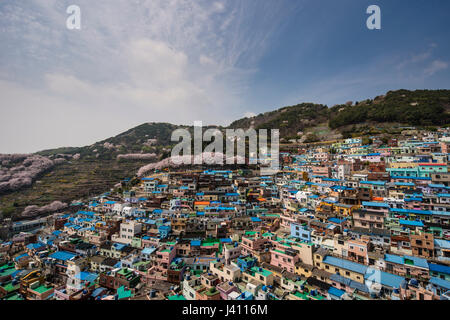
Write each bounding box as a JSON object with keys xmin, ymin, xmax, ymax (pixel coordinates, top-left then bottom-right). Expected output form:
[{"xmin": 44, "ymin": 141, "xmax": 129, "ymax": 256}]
[{"xmin": 0, "ymin": 159, "xmax": 149, "ymax": 220}]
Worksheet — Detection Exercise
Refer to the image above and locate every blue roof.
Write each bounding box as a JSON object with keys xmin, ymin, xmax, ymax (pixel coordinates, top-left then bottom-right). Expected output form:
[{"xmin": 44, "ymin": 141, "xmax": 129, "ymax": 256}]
[
  {"xmin": 328, "ymin": 287, "xmax": 345, "ymax": 297},
  {"xmin": 323, "ymin": 256, "xmax": 368, "ymax": 274},
  {"xmin": 190, "ymin": 240, "xmax": 201, "ymax": 246},
  {"xmin": 428, "ymin": 183, "xmax": 447, "ymax": 188},
  {"xmin": 362, "ymin": 201, "xmax": 389, "ymax": 208},
  {"xmin": 360, "ymin": 181, "xmax": 385, "ymax": 186},
  {"xmin": 429, "ymin": 263, "xmax": 450, "ymax": 275},
  {"xmin": 391, "ymin": 176, "xmax": 431, "ymax": 180},
  {"xmin": 394, "ymin": 182, "xmax": 415, "ymax": 186},
  {"xmin": 399, "ymin": 219, "xmax": 424, "ymax": 227},
  {"xmin": 113, "ymin": 243, "xmax": 126, "ymax": 251},
  {"xmin": 390, "ymin": 208, "xmax": 432, "ymax": 215},
  {"xmin": 331, "ymin": 185, "xmax": 354, "ymax": 191},
  {"xmin": 75, "ymin": 271, "xmax": 98, "ymax": 282},
  {"xmin": 329, "ymin": 274, "xmax": 369, "ymax": 293},
  {"xmin": 384, "ymin": 254, "xmax": 404, "ymax": 265},
  {"xmin": 385, "ymin": 254, "xmax": 428, "ymax": 269},
  {"xmin": 92, "ymin": 287, "xmax": 106, "ymax": 297},
  {"xmin": 142, "ymin": 247, "xmax": 156, "ymax": 255},
  {"xmin": 328, "ymin": 217, "xmax": 346, "ymax": 224},
  {"xmin": 159, "ymin": 225, "xmax": 170, "ymax": 231},
  {"xmin": 404, "ymin": 255, "xmax": 429, "ymax": 269},
  {"xmin": 434, "ymin": 239, "xmax": 450, "ymax": 249},
  {"xmin": 429, "ymin": 277, "xmax": 450, "ymax": 290},
  {"xmin": 365, "ymin": 268, "xmax": 404, "ymax": 289},
  {"xmin": 26, "ymin": 242, "xmax": 45, "ymax": 250},
  {"xmin": 404, "ymin": 197, "xmax": 423, "ymax": 202},
  {"xmin": 15, "ymin": 253, "xmax": 29, "ymax": 261},
  {"xmin": 437, "ymin": 193, "xmax": 450, "ymax": 197},
  {"xmin": 49, "ymin": 251, "xmax": 77, "ymax": 261},
  {"xmin": 432, "ymin": 211, "xmax": 450, "ymax": 217}
]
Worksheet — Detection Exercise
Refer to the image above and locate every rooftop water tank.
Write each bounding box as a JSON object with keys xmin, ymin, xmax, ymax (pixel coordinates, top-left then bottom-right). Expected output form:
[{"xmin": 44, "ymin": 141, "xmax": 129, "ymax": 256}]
[{"xmin": 409, "ymin": 279, "xmax": 419, "ymax": 287}]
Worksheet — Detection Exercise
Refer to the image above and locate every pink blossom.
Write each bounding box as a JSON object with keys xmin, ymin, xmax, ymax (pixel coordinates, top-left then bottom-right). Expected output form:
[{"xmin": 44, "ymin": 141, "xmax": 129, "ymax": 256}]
[
  {"xmin": 137, "ymin": 152, "xmax": 246, "ymax": 177},
  {"xmin": 22, "ymin": 201, "xmax": 67, "ymax": 217},
  {"xmin": 117, "ymin": 153, "xmax": 158, "ymax": 160},
  {"xmin": 0, "ymin": 154, "xmax": 60, "ymax": 193}
]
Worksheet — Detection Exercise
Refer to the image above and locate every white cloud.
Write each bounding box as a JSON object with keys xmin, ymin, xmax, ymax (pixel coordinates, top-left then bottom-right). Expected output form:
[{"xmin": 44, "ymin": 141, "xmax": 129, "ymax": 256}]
[
  {"xmin": 0, "ymin": 0, "xmax": 298, "ymax": 153},
  {"xmin": 424, "ymin": 60, "xmax": 448, "ymax": 77}
]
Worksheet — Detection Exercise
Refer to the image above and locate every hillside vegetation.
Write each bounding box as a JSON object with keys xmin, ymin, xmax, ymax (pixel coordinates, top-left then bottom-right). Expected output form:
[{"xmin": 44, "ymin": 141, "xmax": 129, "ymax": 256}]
[
  {"xmin": 328, "ymin": 89, "xmax": 450, "ymax": 128},
  {"xmin": 1, "ymin": 89, "xmax": 449, "ymax": 220}
]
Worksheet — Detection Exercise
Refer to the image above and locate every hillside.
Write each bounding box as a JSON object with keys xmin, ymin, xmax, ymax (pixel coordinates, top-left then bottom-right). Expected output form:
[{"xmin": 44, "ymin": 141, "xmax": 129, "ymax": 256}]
[
  {"xmin": 1, "ymin": 89, "xmax": 449, "ymax": 220},
  {"xmin": 230, "ymin": 89, "xmax": 450, "ymax": 141},
  {"xmin": 328, "ymin": 89, "xmax": 450, "ymax": 129},
  {"xmin": 229, "ymin": 103, "xmax": 330, "ymax": 138}
]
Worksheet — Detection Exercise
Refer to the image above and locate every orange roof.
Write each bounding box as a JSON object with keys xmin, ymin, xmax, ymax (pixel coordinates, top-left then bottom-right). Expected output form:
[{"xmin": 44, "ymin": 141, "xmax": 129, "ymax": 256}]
[
  {"xmin": 194, "ymin": 201, "xmax": 210, "ymax": 205},
  {"xmin": 257, "ymin": 198, "xmax": 267, "ymax": 202},
  {"xmin": 372, "ymin": 197, "xmax": 384, "ymax": 201}
]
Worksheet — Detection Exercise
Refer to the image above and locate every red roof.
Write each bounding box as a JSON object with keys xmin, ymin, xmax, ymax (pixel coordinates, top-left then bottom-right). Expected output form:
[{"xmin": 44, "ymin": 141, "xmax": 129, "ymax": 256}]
[{"xmin": 418, "ymin": 163, "xmax": 446, "ymax": 166}]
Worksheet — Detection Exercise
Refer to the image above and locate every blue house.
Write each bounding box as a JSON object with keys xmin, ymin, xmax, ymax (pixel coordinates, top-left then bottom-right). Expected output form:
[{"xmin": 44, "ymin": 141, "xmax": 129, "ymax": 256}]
[
  {"xmin": 236, "ymin": 255, "xmax": 257, "ymax": 271},
  {"xmin": 158, "ymin": 225, "xmax": 171, "ymax": 239},
  {"xmin": 290, "ymin": 222, "xmax": 311, "ymax": 242}
]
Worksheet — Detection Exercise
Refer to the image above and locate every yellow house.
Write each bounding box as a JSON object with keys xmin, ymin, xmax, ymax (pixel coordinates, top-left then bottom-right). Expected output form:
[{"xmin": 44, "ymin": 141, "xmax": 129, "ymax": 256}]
[
  {"xmin": 294, "ymin": 262, "xmax": 314, "ymax": 278},
  {"xmin": 334, "ymin": 203, "xmax": 359, "ymax": 217},
  {"xmin": 242, "ymin": 266, "xmax": 274, "ymax": 286},
  {"xmin": 193, "ymin": 201, "xmax": 210, "ymax": 211},
  {"xmin": 316, "ymin": 254, "xmax": 366, "ymax": 284}
]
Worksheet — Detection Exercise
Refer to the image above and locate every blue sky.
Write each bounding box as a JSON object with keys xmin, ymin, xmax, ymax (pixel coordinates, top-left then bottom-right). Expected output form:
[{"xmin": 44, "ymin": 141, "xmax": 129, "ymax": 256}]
[{"xmin": 0, "ymin": 0, "xmax": 449, "ymax": 153}]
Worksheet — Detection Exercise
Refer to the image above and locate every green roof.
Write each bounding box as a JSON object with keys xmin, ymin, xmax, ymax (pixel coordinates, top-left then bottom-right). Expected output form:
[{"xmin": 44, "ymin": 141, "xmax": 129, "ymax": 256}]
[
  {"xmin": 117, "ymin": 286, "xmax": 133, "ymax": 299},
  {"xmin": 4, "ymin": 293, "xmax": 24, "ymax": 300},
  {"xmin": 32, "ymin": 284, "xmax": 53, "ymax": 294},
  {"xmin": 117, "ymin": 268, "xmax": 133, "ymax": 276},
  {"xmin": 168, "ymin": 294, "xmax": 186, "ymax": 300},
  {"xmin": 201, "ymin": 240, "xmax": 219, "ymax": 247},
  {"xmin": 250, "ymin": 266, "xmax": 272, "ymax": 277},
  {"xmin": 1, "ymin": 282, "xmax": 20, "ymax": 293},
  {"xmin": 293, "ymin": 291, "xmax": 310, "ymax": 300},
  {"xmin": 0, "ymin": 268, "xmax": 17, "ymax": 277},
  {"xmin": 205, "ymin": 288, "xmax": 219, "ymax": 296}
]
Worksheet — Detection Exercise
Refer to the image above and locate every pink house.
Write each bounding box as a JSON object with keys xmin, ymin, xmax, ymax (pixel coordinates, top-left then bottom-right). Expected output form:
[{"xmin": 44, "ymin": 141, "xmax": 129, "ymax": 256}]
[
  {"xmin": 217, "ymin": 282, "xmax": 240, "ymax": 300},
  {"xmin": 270, "ymin": 248, "xmax": 299, "ymax": 273},
  {"xmin": 347, "ymin": 239, "xmax": 369, "ymax": 265}
]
